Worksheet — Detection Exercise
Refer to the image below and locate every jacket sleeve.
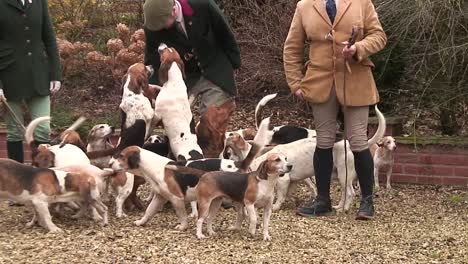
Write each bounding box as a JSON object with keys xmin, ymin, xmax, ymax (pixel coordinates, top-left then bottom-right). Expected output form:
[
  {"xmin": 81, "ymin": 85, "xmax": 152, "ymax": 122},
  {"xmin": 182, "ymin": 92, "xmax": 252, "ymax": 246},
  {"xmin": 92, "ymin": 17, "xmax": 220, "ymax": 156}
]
[
  {"xmin": 41, "ymin": 0, "xmax": 61, "ymax": 81},
  {"xmin": 354, "ymin": 0, "xmax": 387, "ymax": 62},
  {"xmin": 144, "ymin": 28, "xmax": 161, "ymax": 85},
  {"xmin": 207, "ymin": 0, "xmax": 241, "ymax": 69},
  {"xmin": 283, "ymin": 2, "xmax": 306, "ymax": 93}
]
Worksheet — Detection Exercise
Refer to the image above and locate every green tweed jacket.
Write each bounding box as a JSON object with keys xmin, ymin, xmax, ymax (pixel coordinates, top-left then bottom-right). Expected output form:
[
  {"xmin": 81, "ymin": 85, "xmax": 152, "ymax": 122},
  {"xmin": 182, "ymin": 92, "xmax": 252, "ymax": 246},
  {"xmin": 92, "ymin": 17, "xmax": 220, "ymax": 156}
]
[
  {"xmin": 144, "ymin": 0, "xmax": 241, "ymax": 96},
  {"xmin": 0, "ymin": 0, "xmax": 61, "ymax": 100}
]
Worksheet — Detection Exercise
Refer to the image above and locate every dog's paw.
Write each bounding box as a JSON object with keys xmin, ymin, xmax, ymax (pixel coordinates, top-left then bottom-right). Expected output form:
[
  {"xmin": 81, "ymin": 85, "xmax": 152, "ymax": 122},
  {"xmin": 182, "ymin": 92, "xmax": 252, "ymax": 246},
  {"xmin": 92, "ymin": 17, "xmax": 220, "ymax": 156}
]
[
  {"xmin": 25, "ymin": 221, "xmax": 36, "ymax": 229},
  {"xmin": 116, "ymin": 212, "xmax": 128, "ymax": 218},
  {"xmin": 272, "ymin": 204, "xmax": 281, "ymax": 211},
  {"xmin": 196, "ymin": 233, "xmax": 206, "ymax": 239},
  {"xmin": 48, "ymin": 226, "xmax": 63, "ymax": 233},
  {"xmin": 188, "ymin": 212, "xmax": 198, "ymax": 218},
  {"xmin": 175, "ymin": 224, "xmax": 188, "ymax": 231},
  {"xmin": 134, "ymin": 219, "xmax": 146, "ymax": 226},
  {"xmin": 207, "ymin": 229, "xmax": 216, "ymax": 236},
  {"xmin": 263, "ymin": 234, "xmax": 271, "ymax": 241}
]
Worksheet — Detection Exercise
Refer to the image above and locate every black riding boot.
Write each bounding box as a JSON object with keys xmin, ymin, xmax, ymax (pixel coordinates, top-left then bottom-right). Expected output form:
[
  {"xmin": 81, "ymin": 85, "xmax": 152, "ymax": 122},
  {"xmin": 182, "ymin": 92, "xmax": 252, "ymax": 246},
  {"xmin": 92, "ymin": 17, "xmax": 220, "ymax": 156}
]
[
  {"xmin": 296, "ymin": 147, "xmax": 334, "ymax": 217},
  {"xmin": 7, "ymin": 141, "xmax": 24, "ymax": 163},
  {"xmin": 353, "ymin": 148, "xmax": 375, "ymax": 220}
]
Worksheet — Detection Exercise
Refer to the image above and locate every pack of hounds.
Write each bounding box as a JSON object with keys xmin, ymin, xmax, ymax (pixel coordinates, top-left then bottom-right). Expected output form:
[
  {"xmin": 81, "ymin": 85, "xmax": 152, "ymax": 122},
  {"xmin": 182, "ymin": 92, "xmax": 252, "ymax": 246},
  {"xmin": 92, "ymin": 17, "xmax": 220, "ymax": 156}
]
[{"xmin": 0, "ymin": 44, "xmax": 396, "ymax": 241}]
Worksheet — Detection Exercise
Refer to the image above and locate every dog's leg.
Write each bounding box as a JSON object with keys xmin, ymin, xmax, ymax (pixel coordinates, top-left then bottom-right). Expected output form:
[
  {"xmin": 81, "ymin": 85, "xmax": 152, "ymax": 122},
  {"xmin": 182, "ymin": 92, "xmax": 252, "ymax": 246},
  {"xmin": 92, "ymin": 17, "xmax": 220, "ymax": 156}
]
[
  {"xmin": 143, "ymin": 190, "xmax": 154, "ymax": 203},
  {"xmin": 273, "ymin": 175, "xmax": 290, "ymax": 211},
  {"xmin": 135, "ymin": 193, "xmax": 166, "ymax": 226},
  {"xmin": 245, "ymin": 203, "xmax": 257, "ymax": 237},
  {"xmin": 228, "ymin": 203, "xmax": 245, "ymax": 231},
  {"xmin": 116, "ymin": 186, "xmax": 132, "ymax": 218},
  {"xmin": 33, "ymin": 200, "xmax": 62, "ymax": 233},
  {"xmin": 374, "ymin": 165, "xmax": 381, "ymax": 192},
  {"xmin": 262, "ymin": 200, "xmax": 273, "ymax": 241},
  {"xmin": 171, "ymin": 198, "xmax": 188, "ymax": 231},
  {"xmin": 304, "ymin": 177, "xmax": 317, "ymax": 197},
  {"xmin": 26, "ymin": 209, "xmax": 38, "ymax": 228},
  {"xmin": 206, "ymin": 198, "xmax": 223, "ymax": 236},
  {"xmin": 91, "ymin": 199, "xmax": 109, "ymax": 226},
  {"xmin": 197, "ymin": 198, "xmax": 212, "ymax": 239},
  {"xmin": 189, "ymin": 201, "xmax": 198, "ymax": 218},
  {"xmin": 343, "ymin": 179, "xmax": 356, "ymax": 212},
  {"xmin": 386, "ymin": 166, "xmax": 393, "ymax": 190}
]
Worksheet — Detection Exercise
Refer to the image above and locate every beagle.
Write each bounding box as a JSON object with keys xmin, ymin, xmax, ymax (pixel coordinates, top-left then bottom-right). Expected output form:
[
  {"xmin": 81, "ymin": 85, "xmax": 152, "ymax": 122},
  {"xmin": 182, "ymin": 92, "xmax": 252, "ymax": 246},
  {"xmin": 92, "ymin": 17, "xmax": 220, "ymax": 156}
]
[
  {"xmin": 153, "ymin": 43, "xmax": 204, "ymax": 161},
  {"xmin": 86, "ymin": 123, "xmax": 115, "ymax": 169},
  {"xmin": 0, "ymin": 159, "xmax": 108, "ymax": 232},
  {"xmin": 192, "ymin": 152, "xmax": 292, "ymax": 241},
  {"xmin": 110, "ymin": 144, "xmax": 261, "ymax": 230},
  {"xmin": 25, "ymin": 117, "xmax": 91, "ymax": 168},
  {"xmin": 370, "ymin": 136, "xmax": 397, "ymax": 190},
  {"xmin": 120, "ymin": 62, "xmax": 158, "ymax": 139}
]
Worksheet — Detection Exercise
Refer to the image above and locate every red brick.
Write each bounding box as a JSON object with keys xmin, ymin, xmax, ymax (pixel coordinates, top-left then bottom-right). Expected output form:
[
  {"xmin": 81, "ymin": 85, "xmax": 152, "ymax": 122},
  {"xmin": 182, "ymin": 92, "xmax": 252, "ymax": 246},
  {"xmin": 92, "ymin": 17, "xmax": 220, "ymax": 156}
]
[
  {"xmin": 417, "ymin": 176, "xmax": 443, "ymax": 185},
  {"xmin": 0, "ymin": 150, "xmax": 6, "ymax": 158},
  {"xmin": 442, "ymin": 177, "xmax": 468, "ymax": 186},
  {"xmin": 454, "ymin": 167, "xmax": 468, "ymax": 177},
  {"xmin": 403, "ymin": 164, "xmax": 429, "ymax": 175},
  {"xmin": 392, "ymin": 174, "xmax": 418, "ymax": 184},
  {"xmin": 420, "ymin": 154, "xmax": 468, "ymax": 166},
  {"xmin": 432, "ymin": 165, "xmax": 454, "ymax": 176},
  {"xmin": 395, "ymin": 153, "xmax": 420, "ymax": 163}
]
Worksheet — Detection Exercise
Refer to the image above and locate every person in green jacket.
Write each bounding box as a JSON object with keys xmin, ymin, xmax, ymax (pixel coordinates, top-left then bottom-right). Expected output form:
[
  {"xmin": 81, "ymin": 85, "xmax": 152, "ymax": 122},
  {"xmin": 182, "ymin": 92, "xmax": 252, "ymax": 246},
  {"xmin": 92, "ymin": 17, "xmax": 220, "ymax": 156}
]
[
  {"xmin": 143, "ymin": 0, "xmax": 240, "ymax": 115},
  {"xmin": 0, "ymin": 0, "xmax": 62, "ymax": 163}
]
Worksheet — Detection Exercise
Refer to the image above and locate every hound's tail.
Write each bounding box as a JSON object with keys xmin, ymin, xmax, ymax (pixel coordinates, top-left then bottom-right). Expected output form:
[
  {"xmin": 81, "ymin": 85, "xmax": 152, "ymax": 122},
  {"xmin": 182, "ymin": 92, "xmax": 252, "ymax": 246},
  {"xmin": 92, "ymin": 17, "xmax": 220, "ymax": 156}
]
[
  {"xmin": 238, "ymin": 116, "xmax": 271, "ymax": 172},
  {"xmin": 59, "ymin": 116, "xmax": 86, "ymax": 147},
  {"xmin": 367, "ymin": 105, "xmax": 386, "ymax": 146},
  {"xmin": 25, "ymin": 116, "xmax": 51, "ymax": 151},
  {"xmin": 255, "ymin": 93, "xmax": 277, "ymax": 129},
  {"xmin": 164, "ymin": 161, "xmax": 206, "ymax": 177}
]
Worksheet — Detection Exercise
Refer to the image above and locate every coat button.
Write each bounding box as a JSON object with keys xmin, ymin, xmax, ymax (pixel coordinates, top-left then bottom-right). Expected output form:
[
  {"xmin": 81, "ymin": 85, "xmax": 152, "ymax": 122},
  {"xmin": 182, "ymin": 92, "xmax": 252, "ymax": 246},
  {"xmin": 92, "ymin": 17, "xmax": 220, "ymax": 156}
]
[
  {"xmin": 197, "ymin": 62, "xmax": 201, "ymax": 67},
  {"xmin": 25, "ymin": 26, "xmax": 29, "ymax": 30},
  {"xmin": 188, "ymin": 21, "xmax": 192, "ymax": 26},
  {"xmin": 27, "ymin": 52, "xmax": 32, "ymax": 56},
  {"xmin": 22, "ymin": 13, "xmax": 27, "ymax": 18},
  {"xmin": 26, "ymin": 39, "xmax": 30, "ymax": 43}
]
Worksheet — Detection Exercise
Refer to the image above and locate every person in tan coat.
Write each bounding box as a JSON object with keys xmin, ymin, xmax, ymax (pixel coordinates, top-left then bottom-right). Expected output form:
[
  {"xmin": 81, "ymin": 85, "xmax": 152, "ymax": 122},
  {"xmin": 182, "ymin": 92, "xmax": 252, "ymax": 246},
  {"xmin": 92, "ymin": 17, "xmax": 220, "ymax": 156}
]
[{"xmin": 283, "ymin": 0, "xmax": 386, "ymax": 219}]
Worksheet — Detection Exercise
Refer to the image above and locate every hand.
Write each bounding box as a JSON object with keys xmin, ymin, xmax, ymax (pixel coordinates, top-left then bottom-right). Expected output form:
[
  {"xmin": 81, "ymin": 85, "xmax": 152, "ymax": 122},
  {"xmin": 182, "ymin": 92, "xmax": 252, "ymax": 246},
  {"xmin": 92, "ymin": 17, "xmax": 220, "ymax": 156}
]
[
  {"xmin": 342, "ymin": 41, "xmax": 357, "ymax": 60},
  {"xmin": 50, "ymin": 81, "xmax": 61, "ymax": 94},
  {"xmin": 0, "ymin": 89, "xmax": 6, "ymax": 101},
  {"xmin": 294, "ymin": 89, "xmax": 304, "ymax": 100}
]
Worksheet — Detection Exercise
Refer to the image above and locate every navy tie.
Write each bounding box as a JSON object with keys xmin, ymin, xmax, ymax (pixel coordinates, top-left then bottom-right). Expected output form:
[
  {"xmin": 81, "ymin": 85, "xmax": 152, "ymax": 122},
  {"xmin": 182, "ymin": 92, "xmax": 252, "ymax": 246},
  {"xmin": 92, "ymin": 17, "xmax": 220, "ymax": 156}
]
[{"xmin": 326, "ymin": 0, "xmax": 337, "ymax": 24}]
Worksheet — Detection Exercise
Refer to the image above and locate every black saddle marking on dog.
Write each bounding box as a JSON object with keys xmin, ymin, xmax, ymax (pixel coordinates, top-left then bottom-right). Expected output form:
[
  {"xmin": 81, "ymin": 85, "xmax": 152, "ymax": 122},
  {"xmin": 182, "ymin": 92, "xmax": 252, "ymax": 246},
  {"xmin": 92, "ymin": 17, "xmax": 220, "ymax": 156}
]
[
  {"xmin": 216, "ymin": 172, "xmax": 248, "ymax": 202},
  {"xmin": 186, "ymin": 159, "xmax": 222, "ymax": 172},
  {"xmin": 173, "ymin": 171, "xmax": 200, "ymax": 195},
  {"xmin": 271, "ymin": 126, "xmax": 308, "ymax": 144},
  {"xmin": 142, "ymin": 142, "xmax": 170, "ymax": 157},
  {"xmin": 113, "ymin": 119, "xmax": 146, "ymax": 158}
]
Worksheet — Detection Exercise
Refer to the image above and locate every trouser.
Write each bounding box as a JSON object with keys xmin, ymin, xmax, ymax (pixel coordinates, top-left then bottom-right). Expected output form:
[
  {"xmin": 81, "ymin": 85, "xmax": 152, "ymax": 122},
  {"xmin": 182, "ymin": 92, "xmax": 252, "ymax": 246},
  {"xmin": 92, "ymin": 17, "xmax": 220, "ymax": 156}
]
[
  {"xmin": 189, "ymin": 76, "xmax": 233, "ymax": 114},
  {"xmin": 4, "ymin": 96, "xmax": 51, "ymax": 163},
  {"xmin": 311, "ymin": 87, "xmax": 374, "ymax": 198}
]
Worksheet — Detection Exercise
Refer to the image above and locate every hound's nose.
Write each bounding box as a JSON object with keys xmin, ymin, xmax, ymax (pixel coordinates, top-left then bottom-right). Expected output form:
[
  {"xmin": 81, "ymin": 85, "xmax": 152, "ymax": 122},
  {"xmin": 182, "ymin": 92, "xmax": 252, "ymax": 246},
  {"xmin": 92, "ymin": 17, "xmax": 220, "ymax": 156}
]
[
  {"xmin": 110, "ymin": 126, "xmax": 115, "ymax": 132},
  {"xmin": 287, "ymin": 164, "xmax": 293, "ymax": 171}
]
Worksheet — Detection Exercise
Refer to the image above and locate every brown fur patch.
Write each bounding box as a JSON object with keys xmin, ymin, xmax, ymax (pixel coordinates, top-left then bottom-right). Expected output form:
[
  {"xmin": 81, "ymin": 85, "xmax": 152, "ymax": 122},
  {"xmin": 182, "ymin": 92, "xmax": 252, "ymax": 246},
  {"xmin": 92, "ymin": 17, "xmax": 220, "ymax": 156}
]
[
  {"xmin": 60, "ymin": 130, "xmax": 85, "ymax": 150},
  {"xmin": 243, "ymin": 174, "xmax": 259, "ymax": 204},
  {"xmin": 120, "ymin": 146, "xmax": 141, "ymax": 170},
  {"xmin": 32, "ymin": 170, "xmax": 61, "ymax": 196},
  {"xmin": 242, "ymin": 128, "xmax": 257, "ymax": 140},
  {"xmin": 112, "ymin": 171, "xmax": 127, "ymax": 187},
  {"xmin": 163, "ymin": 168, "xmax": 184, "ymax": 198},
  {"xmin": 158, "ymin": 47, "xmax": 185, "ymax": 84},
  {"xmin": 32, "ymin": 147, "xmax": 55, "ymax": 168},
  {"xmin": 197, "ymin": 99, "xmax": 236, "ymax": 158}
]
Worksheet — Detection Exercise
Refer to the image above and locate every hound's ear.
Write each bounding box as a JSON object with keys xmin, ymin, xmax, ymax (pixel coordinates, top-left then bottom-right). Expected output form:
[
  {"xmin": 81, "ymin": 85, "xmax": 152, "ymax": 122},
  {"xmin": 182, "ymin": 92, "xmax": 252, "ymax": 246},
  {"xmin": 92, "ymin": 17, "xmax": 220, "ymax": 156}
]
[
  {"xmin": 88, "ymin": 128, "xmax": 96, "ymax": 141},
  {"xmin": 377, "ymin": 138, "xmax": 384, "ymax": 147},
  {"xmin": 256, "ymin": 160, "xmax": 269, "ymax": 180},
  {"xmin": 176, "ymin": 60, "xmax": 186, "ymax": 79},
  {"xmin": 158, "ymin": 62, "xmax": 171, "ymax": 85},
  {"xmin": 145, "ymin": 65, "xmax": 154, "ymax": 78},
  {"xmin": 127, "ymin": 151, "xmax": 141, "ymax": 169}
]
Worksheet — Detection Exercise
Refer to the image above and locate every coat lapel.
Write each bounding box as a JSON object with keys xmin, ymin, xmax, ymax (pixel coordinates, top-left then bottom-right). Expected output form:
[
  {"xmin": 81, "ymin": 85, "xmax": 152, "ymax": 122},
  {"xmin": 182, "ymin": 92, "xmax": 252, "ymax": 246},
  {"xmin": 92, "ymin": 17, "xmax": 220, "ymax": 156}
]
[
  {"xmin": 313, "ymin": 0, "xmax": 332, "ymax": 27},
  {"xmin": 5, "ymin": 0, "xmax": 24, "ymax": 12},
  {"xmin": 334, "ymin": 0, "xmax": 352, "ymax": 26}
]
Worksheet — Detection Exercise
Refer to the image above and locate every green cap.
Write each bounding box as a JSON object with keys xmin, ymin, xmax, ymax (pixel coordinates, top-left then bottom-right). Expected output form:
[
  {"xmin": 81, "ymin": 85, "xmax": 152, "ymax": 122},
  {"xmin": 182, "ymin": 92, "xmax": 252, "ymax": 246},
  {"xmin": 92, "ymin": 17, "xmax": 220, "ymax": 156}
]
[{"xmin": 143, "ymin": 0, "xmax": 175, "ymax": 31}]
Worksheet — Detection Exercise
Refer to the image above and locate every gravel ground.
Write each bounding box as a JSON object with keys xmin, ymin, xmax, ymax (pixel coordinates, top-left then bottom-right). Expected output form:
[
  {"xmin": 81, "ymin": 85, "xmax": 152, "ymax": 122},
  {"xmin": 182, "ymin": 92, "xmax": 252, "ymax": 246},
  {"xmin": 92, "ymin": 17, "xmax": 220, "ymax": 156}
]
[{"xmin": 0, "ymin": 183, "xmax": 467, "ymax": 264}]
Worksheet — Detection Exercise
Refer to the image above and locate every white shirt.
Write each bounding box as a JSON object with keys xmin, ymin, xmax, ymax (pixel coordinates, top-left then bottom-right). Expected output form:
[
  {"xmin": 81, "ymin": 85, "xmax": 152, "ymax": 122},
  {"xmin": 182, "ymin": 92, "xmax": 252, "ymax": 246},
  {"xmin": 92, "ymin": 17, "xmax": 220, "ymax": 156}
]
[{"xmin": 175, "ymin": 0, "xmax": 188, "ymax": 37}]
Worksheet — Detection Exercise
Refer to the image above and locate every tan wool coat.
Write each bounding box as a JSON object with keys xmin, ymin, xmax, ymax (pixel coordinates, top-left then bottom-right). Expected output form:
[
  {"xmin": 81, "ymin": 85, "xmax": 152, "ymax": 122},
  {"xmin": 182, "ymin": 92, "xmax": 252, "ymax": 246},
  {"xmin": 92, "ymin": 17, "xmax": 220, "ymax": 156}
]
[{"xmin": 283, "ymin": 0, "xmax": 387, "ymax": 106}]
